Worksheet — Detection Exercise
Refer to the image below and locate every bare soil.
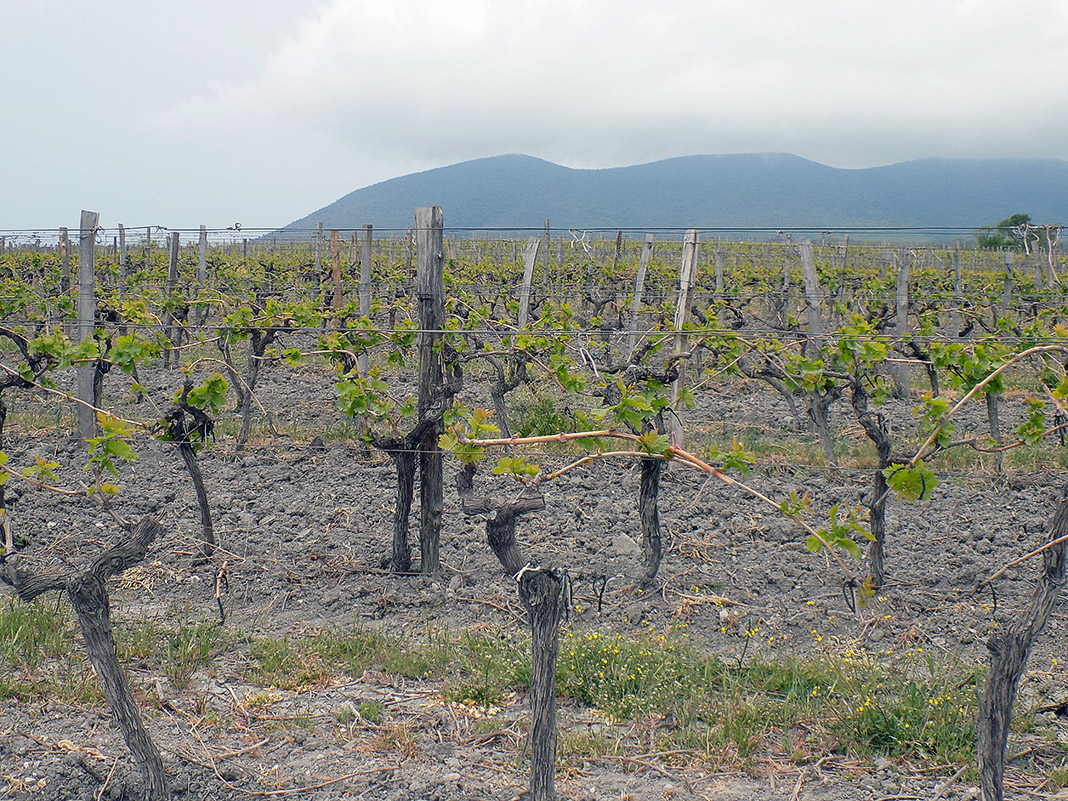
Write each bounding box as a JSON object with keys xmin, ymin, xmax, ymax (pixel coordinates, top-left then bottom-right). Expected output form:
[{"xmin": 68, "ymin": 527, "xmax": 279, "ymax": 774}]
[{"xmin": 2, "ymin": 362, "xmax": 1066, "ymax": 800}]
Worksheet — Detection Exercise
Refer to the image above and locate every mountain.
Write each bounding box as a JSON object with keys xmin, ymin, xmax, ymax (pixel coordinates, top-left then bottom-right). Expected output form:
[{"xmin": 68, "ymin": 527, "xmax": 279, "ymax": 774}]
[{"xmin": 274, "ymin": 153, "xmax": 1068, "ymax": 238}]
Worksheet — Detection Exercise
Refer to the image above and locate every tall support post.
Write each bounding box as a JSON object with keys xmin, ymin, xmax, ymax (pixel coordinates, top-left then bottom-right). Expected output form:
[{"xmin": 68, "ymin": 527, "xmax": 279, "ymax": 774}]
[
  {"xmin": 891, "ymin": 248, "xmax": 912, "ymax": 397},
  {"xmin": 611, "ymin": 230, "xmax": 623, "ymax": 272},
  {"xmin": 118, "ymin": 224, "xmax": 127, "ymax": 295},
  {"xmin": 60, "ymin": 227, "xmax": 72, "ymax": 336},
  {"xmin": 415, "ymin": 207, "xmax": 445, "ymax": 574},
  {"xmin": 952, "ymin": 242, "xmax": 963, "ymax": 338},
  {"xmin": 406, "ymin": 228, "xmax": 414, "ymax": 276},
  {"xmin": 163, "ymin": 232, "xmax": 179, "ymax": 368},
  {"xmin": 77, "ymin": 210, "xmax": 100, "ymax": 441},
  {"xmin": 626, "ymin": 234, "xmax": 655, "ymax": 359},
  {"xmin": 314, "ymin": 221, "xmax": 324, "ymax": 274},
  {"xmin": 197, "ymin": 225, "xmax": 207, "ymax": 286},
  {"xmin": 670, "ymin": 229, "xmax": 699, "ymax": 444},
  {"xmin": 542, "ymin": 219, "xmax": 551, "ymax": 295},
  {"xmin": 59, "ymin": 227, "xmax": 71, "ymax": 295},
  {"xmin": 358, "ymin": 225, "xmax": 373, "ymax": 375},
  {"xmin": 517, "ymin": 238, "xmax": 540, "ymax": 329},
  {"xmin": 714, "ymin": 238, "xmax": 724, "ymax": 296},
  {"xmin": 799, "ymin": 240, "xmax": 823, "ymax": 339},
  {"xmin": 330, "ymin": 229, "xmax": 342, "ymax": 317}
]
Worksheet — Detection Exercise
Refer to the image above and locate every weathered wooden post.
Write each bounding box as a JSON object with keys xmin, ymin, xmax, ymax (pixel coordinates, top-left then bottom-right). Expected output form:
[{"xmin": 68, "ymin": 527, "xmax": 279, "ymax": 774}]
[
  {"xmin": 162, "ymin": 232, "xmax": 179, "ymax": 368},
  {"xmin": 359, "ymin": 224, "xmax": 373, "ymax": 375},
  {"xmin": 714, "ymin": 238, "xmax": 724, "ymax": 297},
  {"xmin": 197, "ymin": 225, "xmax": 207, "ymax": 286},
  {"xmin": 76, "ymin": 211, "xmax": 99, "ymax": 441},
  {"xmin": 416, "ymin": 207, "xmax": 445, "ymax": 574},
  {"xmin": 543, "ymin": 219, "xmax": 551, "ymax": 294},
  {"xmin": 670, "ymin": 229, "xmax": 699, "ymax": 444},
  {"xmin": 59, "ymin": 227, "xmax": 71, "ymax": 295},
  {"xmin": 890, "ymin": 248, "xmax": 912, "ymax": 397},
  {"xmin": 59, "ymin": 227, "xmax": 72, "ymax": 336},
  {"xmin": 626, "ymin": 234, "xmax": 655, "ymax": 359},
  {"xmin": 314, "ymin": 220, "xmax": 324, "ymax": 273},
  {"xmin": 117, "ymin": 224, "xmax": 127, "ymax": 295},
  {"xmin": 611, "ymin": 230, "xmax": 623, "ymax": 272},
  {"xmin": 330, "ymin": 229, "xmax": 342, "ymax": 317},
  {"xmin": 1001, "ymin": 251, "xmax": 1015, "ymax": 314},
  {"xmin": 952, "ymin": 242, "xmax": 963, "ymax": 339},
  {"xmin": 798, "ymin": 240, "xmax": 823, "ymax": 340},
  {"xmin": 517, "ymin": 238, "xmax": 540, "ymax": 329}
]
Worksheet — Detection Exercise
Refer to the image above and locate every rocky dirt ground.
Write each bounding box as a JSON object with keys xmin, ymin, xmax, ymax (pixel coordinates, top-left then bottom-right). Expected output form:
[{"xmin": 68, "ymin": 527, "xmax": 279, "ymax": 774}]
[{"xmin": 2, "ymin": 358, "xmax": 1068, "ymax": 800}]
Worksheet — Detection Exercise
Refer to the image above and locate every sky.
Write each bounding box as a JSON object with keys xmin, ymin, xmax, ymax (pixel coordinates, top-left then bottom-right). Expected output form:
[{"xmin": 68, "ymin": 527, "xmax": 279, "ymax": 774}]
[{"xmin": 2, "ymin": 0, "xmax": 1067, "ymax": 233}]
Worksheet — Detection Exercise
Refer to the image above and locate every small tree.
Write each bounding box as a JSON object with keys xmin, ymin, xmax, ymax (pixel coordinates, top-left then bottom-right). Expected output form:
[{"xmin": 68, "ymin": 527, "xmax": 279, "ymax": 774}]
[{"xmin": 977, "ymin": 213, "xmax": 1032, "ymax": 250}]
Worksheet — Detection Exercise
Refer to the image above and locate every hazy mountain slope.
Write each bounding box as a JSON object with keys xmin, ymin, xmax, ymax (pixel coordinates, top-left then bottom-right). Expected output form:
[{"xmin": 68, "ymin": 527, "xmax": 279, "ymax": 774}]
[{"xmin": 276, "ymin": 153, "xmax": 1068, "ymax": 236}]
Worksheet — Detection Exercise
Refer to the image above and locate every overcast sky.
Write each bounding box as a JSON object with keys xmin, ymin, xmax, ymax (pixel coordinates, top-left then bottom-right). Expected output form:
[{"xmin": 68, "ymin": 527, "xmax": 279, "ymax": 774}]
[{"xmin": 2, "ymin": 0, "xmax": 1067, "ymax": 233}]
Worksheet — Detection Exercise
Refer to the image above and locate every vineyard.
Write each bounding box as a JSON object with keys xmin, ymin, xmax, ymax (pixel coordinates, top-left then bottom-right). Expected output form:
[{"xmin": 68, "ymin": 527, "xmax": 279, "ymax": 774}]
[{"xmin": 1, "ymin": 210, "xmax": 1068, "ymax": 801}]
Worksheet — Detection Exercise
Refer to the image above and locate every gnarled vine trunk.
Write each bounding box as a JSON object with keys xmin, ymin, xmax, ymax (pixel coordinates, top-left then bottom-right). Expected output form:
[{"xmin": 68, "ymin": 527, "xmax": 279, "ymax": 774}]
[
  {"xmin": 638, "ymin": 456, "xmax": 663, "ymax": 585},
  {"xmin": 978, "ymin": 483, "xmax": 1068, "ymax": 801},
  {"xmin": 850, "ymin": 381, "xmax": 893, "ymax": 589},
  {"xmin": 0, "ymin": 516, "xmax": 169, "ymax": 799}
]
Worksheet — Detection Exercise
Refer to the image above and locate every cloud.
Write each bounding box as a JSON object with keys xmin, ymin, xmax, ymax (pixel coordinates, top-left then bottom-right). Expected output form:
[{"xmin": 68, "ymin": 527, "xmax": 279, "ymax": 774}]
[
  {"xmin": 152, "ymin": 0, "xmax": 1068, "ymax": 174},
  {"xmin": 3, "ymin": 0, "xmax": 1058, "ymax": 228}
]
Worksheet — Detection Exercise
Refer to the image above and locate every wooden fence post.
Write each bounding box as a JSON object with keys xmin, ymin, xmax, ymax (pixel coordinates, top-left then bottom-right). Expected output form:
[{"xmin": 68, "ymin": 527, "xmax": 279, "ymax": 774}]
[
  {"xmin": 59, "ymin": 227, "xmax": 72, "ymax": 336},
  {"xmin": 543, "ymin": 219, "xmax": 551, "ymax": 295},
  {"xmin": 197, "ymin": 225, "xmax": 207, "ymax": 286},
  {"xmin": 416, "ymin": 207, "xmax": 445, "ymax": 574},
  {"xmin": 799, "ymin": 240, "xmax": 823, "ymax": 339},
  {"xmin": 163, "ymin": 232, "xmax": 179, "ymax": 368},
  {"xmin": 891, "ymin": 249, "xmax": 912, "ymax": 397},
  {"xmin": 611, "ymin": 230, "xmax": 623, "ymax": 273},
  {"xmin": 118, "ymin": 224, "xmax": 127, "ymax": 293},
  {"xmin": 359, "ymin": 225, "xmax": 373, "ymax": 375},
  {"xmin": 314, "ymin": 221, "xmax": 323, "ymax": 274},
  {"xmin": 714, "ymin": 238, "xmax": 724, "ymax": 297},
  {"xmin": 670, "ymin": 230, "xmax": 699, "ymax": 444},
  {"xmin": 330, "ymin": 229, "xmax": 342, "ymax": 318},
  {"xmin": 1001, "ymin": 252, "xmax": 1014, "ymax": 314},
  {"xmin": 517, "ymin": 238, "xmax": 540, "ymax": 329},
  {"xmin": 627, "ymin": 234, "xmax": 655, "ymax": 359},
  {"xmin": 77, "ymin": 210, "xmax": 100, "ymax": 441},
  {"xmin": 952, "ymin": 242, "xmax": 963, "ymax": 339},
  {"xmin": 59, "ymin": 227, "xmax": 71, "ymax": 295}
]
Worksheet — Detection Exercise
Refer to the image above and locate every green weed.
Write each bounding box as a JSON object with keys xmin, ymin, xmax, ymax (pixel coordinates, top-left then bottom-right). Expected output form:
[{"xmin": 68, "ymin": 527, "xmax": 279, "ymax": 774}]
[{"xmin": 118, "ymin": 617, "xmax": 228, "ymax": 688}]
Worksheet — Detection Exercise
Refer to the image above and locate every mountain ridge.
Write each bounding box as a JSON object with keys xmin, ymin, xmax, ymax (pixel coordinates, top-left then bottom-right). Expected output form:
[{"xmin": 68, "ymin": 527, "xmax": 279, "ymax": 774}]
[{"xmin": 275, "ymin": 153, "xmax": 1068, "ymax": 237}]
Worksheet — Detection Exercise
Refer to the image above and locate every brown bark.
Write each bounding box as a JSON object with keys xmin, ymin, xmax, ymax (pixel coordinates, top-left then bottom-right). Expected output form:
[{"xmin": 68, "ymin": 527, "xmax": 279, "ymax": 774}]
[
  {"xmin": 639, "ymin": 457, "xmax": 663, "ymax": 585},
  {"xmin": 519, "ymin": 567, "xmax": 568, "ymax": 801},
  {"xmin": 1, "ymin": 517, "xmax": 169, "ymax": 799},
  {"xmin": 978, "ymin": 484, "xmax": 1068, "ymax": 801},
  {"xmin": 850, "ymin": 381, "xmax": 893, "ymax": 588},
  {"xmin": 456, "ymin": 463, "xmax": 544, "ymax": 578},
  {"xmin": 164, "ymin": 394, "xmax": 216, "ymax": 561}
]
